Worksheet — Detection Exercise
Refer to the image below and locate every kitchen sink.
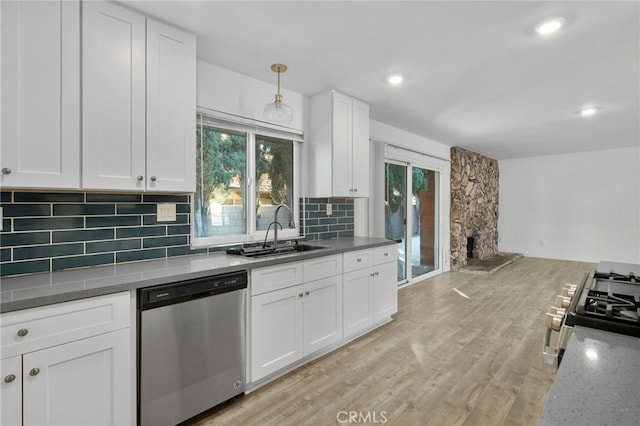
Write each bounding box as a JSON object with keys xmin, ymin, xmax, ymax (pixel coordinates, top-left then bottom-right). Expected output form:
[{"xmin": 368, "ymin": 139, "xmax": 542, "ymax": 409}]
[{"xmin": 226, "ymin": 243, "xmax": 328, "ymax": 259}]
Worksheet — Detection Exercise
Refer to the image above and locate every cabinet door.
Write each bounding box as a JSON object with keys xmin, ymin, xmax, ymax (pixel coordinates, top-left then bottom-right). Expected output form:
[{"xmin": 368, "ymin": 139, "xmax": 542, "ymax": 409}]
[
  {"xmin": 1, "ymin": 356, "xmax": 22, "ymax": 426},
  {"xmin": 373, "ymin": 261, "xmax": 398, "ymax": 322},
  {"xmin": 343, "ymin": 269, "xmax": 373, "ymax": 338},
  {"xmin": 82, "ymin": 0, "xmax": 146, "ymax": 191},
  {"xmin": 1, "ymin": 0, "xmax": 80, "ymax": 189},
  {"xmin": 146, "ymin": 19, "xmax": 196, "ymax": 192},
  {"xmin": 331, "ymin": 92, "xmax": 353, "ymax": 197},
  {"xmin": 251, "ymin": 286, "xmax": 303, "ymax": 382},
  {"xmin": 22, "ymin": 328, "xmax": 131, "ymax": 426},
  {"xmin": 303, "ymin": 275, "xmax": 343, "ymax": 355},
  {"xmin": 351, "ymin": 99, "xmax": 370, "ymax": 197}
]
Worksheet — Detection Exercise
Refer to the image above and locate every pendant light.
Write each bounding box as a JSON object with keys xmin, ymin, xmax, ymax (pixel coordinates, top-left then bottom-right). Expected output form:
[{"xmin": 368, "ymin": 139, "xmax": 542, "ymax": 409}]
[{"xmin": 264, "ymin": 64, "xmax": 293, "ymax": 123}]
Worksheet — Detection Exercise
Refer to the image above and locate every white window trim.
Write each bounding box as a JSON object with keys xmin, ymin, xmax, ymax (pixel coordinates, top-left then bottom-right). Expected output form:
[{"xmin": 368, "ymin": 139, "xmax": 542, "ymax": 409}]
[{"xmin": 192, "ymin": 109, "xmax": 301, "ymax": 248}]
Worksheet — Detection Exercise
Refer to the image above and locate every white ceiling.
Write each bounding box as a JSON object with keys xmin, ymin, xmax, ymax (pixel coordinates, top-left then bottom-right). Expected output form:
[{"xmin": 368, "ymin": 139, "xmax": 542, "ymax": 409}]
[{"xmin": 124, "ymin": 1, "xmax": 639, "ymax": 160}]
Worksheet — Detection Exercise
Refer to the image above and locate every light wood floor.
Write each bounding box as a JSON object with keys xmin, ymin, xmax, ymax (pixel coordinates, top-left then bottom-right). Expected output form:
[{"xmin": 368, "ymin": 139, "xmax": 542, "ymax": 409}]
[{"xmin": 195, "ymin": 257, "xmax": 594, "ymax": 426}]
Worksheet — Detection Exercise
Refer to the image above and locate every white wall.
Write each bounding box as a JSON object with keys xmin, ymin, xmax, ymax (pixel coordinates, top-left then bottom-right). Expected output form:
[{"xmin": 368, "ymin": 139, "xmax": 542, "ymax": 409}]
[
  {"xmin": 197, "ymin": 60, "xmax": 309, "ymax": 134},
  {"xmin": 498, "ymin": 146, "xmax": 640, "ymax": 264}
]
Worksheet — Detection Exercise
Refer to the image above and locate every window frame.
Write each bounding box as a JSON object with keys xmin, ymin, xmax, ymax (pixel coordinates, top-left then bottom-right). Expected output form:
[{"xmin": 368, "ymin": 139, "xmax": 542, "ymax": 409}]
[{"xmin": 192, "ymin": 111, "xmax": 301, "ymax": 248}]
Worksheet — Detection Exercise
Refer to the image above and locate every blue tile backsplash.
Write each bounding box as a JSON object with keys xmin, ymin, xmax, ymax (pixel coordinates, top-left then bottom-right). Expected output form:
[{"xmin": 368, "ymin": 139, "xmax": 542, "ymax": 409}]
[{"xmin": 0, "ymin": 192, "xmax": 354, "ymax": 277}]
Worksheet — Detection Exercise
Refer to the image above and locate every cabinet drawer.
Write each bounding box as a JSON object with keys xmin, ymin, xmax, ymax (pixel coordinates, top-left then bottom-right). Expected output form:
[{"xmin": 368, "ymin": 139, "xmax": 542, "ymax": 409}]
[
  {"xmin": 343, "ymin": 249, "xmax": 373, "ymax": 273},
  {"xmin": 1, "ymin": 292, "xmax": 130, "ymax": 359},
  {"xmin": 304, "ymin": 254, "xmax": 343, "ymax": 282},
  {"xmin": 374, "ymin": 245, "xmax": 397, "ymax": 265},
  {"xmin": 251, "ymin": 262, "xmax": 304, "ymax": 296}
]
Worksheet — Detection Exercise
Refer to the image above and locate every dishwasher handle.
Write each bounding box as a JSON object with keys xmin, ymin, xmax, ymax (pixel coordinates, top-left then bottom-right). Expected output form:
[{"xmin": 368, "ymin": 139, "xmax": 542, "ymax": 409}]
[{"xmin": 139, "ymin": 270, "xmax": 247, "ymax": 310}]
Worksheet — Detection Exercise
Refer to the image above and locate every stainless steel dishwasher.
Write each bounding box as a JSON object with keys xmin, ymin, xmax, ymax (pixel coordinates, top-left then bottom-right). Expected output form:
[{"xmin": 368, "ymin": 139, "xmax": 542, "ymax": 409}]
[{"xmin": 138, "ymin": 270, "xmax": 247, "ymax": 426}]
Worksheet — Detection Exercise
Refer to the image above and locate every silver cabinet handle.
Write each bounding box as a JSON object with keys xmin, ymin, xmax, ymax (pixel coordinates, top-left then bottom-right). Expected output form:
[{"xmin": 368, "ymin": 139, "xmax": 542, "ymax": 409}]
[
  {"xmin": 305, "ymin": 291, "xmax": 310, "ymax": 296},
  {"xmin": 29, "ymin": 368, "xmax": 40, "ymax": 377},
  {"xmin": 298, "ymin": 293, "xmax": 303, "ymax": 298},
  {"xmin": 4, "ymin": 374, "xmax": 16, "ymax": 383},
  {"xmin": 17, "ymin": 328, "xmax": 28, "ymax": 337},
  {"xmin": 356, "ymin": 258, "xmax": 362, "ymax": 262},
  {"xmin": 1, "ymin": 167, "xmax": 11, "ymax": 175},
  {"xmin": 384, "ymin": 252, "xmax": 389, "ymax": 256},
  {"xmin": 150, "ymin": 176, "xmax": 157, "ymax": 182},
  {"xmin": 137, "ymin": 175, "xmax": 144, "ymax": 181},
  {"xmin": 370, "ymin": 273, "xmax": 375, "ymax": 277},
  {"xmin": 354, "ymin": 188, "xmax": 358, "ymax": 192}
]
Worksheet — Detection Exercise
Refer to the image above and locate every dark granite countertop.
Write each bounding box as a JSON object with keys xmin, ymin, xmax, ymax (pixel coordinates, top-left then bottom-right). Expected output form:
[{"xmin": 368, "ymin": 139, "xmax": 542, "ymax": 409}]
[
  {"xmin": 0, "ymin": 237, "xmax": 394, "ymax": 313},
  {"xmin": 539, "ymin": 326, "xmax": 640, "ymax": 425}
]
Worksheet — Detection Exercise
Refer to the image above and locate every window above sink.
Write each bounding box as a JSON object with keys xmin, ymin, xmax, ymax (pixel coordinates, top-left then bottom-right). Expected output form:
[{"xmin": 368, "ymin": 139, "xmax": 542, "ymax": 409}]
[{"xmin": 193, "ymin": 111, "xmax": 303, "ymax": 247}]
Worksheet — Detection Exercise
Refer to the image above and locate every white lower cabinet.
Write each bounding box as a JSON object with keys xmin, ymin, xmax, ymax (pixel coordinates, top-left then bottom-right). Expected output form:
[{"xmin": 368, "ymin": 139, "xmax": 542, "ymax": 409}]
[
  {"xmin": 250, "ymin": 256, "xmax": 343, "ymax": 382},
  {"xmin": 0, "ymin": 293, "xmax": 132, "ymax": 426},
  {"xmin": 343, "ymin": 245, "xmax": 398, "ymax": 338},
  {"xmin": 1, "ymin": 356, "xmax": 21, "ymax": 426}
]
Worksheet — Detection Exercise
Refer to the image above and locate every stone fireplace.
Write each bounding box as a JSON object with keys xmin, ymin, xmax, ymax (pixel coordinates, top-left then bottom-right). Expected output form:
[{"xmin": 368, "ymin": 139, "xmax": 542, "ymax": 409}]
[{"xmin": 450, "ymin": 147, "xmax": 499, "ymax": 270}]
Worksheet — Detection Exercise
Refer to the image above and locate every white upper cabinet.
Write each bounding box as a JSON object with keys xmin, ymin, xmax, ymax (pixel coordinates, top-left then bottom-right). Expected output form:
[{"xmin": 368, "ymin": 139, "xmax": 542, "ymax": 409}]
[
  {"xmin": 309, "ymin": 90, "xmax": 370, "ymax": 197},
  {"xmin": 82, "ymin": 1, "xmax": 196, "ymax": 192},
  {"xmin": 146, "ymin": 20, "xmax": 196, "ymax": 192},
  {"xmin": 1, "ymin": 0, "xmax": 80, "ymax": 189},
  {"xmin": 82, "ymin": 0, "xmax": 146, "ymax": 191}
]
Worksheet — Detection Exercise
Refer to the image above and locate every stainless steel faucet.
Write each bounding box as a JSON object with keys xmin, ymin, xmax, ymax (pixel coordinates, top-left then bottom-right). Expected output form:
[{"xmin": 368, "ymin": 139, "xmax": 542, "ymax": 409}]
[{"xmin": 273, "ymin": 203, "xmax": 295, "ymax": 247}]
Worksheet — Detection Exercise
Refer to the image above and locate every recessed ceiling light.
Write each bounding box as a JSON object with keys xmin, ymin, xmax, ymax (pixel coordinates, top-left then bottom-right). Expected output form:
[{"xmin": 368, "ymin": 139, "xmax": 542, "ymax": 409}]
[
  {"xmin": 580, "ymin": 106, "xmax": 598, "ymax": 117},
  {"xmin": 535, "ymin": 17, "xmax": 565, "ymax": 35},
  {"xmin": 387, "ymin": 74, "xmax": 404, "ymax": 85}
]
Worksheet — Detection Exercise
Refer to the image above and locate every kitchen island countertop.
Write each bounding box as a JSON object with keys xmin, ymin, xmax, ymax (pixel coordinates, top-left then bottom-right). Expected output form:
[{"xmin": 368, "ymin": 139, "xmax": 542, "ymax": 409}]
[
  {"xmin": 539, "ymin": 325, "xmax": 640, "ymax": 425},
  {"xmin": 1, "ymin": 237, "xmax": 394, "ymax": 313}
]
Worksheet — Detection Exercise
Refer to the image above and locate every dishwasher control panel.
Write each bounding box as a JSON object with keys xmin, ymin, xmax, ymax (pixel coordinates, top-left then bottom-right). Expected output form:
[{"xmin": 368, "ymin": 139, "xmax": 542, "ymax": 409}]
[{"xmin": 139, "ymin": 270, "xmax": 247, "ymax": 309}]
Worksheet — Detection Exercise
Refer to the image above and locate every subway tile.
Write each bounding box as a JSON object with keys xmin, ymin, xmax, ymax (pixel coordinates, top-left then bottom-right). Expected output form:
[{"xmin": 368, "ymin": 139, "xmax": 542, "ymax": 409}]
[
  {"xmin": 52, "ymin": 254, "xmax": 114, "ymax": 271},
  {"xmin": 1, "ymin": 248, "xmax": 11, "ymax": 262},
  {"xmin": 307, "ymin": 198, "xmax": 328, "ymax": 204},
  {"xmin": 86, "ymin": 193, "xmax": 141, "ymax": 203},
  {"xmin": 86, "ymin": 239, "xmax": 141, "ymax": 253},
  {"xmin": 2, "ymin": 218, "xmax": 11, "ymax": 231},
  {"xmin": 3, "ymin": 204, "xmax": 51, "ymax": 217},
  {"xmin": 14, "ymin": 217, "xmax": 83, "ymax": 231},
  {"xmin": 303, "ymin": 203, "xmax": 319, "ymax": 211},
  {"xmin": 86, "ymin": 216, "xmax": 141, "ymax": 228},
  {"xmin": 167, "ymin": 246, "xmax": 207, "ymax": 257},
  {"xmin": 302, "ymin": 218, "xmax": 318, "ymax": 227},
  {"xmin": 331, "ymin": 211, "xmax": 347, "ymax": 217},
  {"xmin": 337, "ymin": 203, "xmax": 355, "ymax": 211},
  {"xmin": 338, "ymin": 230, "xmax": 354, "ymax": 237},
  {"xmin": 14, "ymin": 192, "xmax": 83, "ymax": 203},
  {"xmin": 319, "ymin": 218, "xmax": 339, "ymax": 225},
  {"xmin": 117, "ymin": 203, "xmax": 157, "ymax": 215},
  {"xmin": 167, "ymin": 225, "xmax": 191, "ymax": 235},
  {"xmin": 306, "ymin": 211, "xmax": 329, "ymax": 219},
  {"xmin": 1, "ymin": 232, "xmax": 50, "ymax": 246},
  {"xmin": 52, "ymin": 229, "xmax": 114, "ymax": 243},
  {"xmin": 143, "ymin": 194, "xmax": 190, "ymax": 203},
  {"xmin": 143, "ymin": 235, "xmax": 189, "ymax": 249},
  {"xmin": 143, "ymin": 214, "xmax": 189, "ymax": 226},
  {"xmin": 307, "ymin": 225, "xmax": 328, "ymax": 234},
  {"xmin": 116, "ymin": 226, "xmax": 166, "ymax": 239},
  {"xmin": 54, "ymin": 204, "xmax": 115, "ymax": 216},
  {"xmin": 319, "ymin": 232, "xmax": 338, "ymax": 240},
  {"xmin": 14, "ymin": 243, "xmax": 84, "ymax": 260},
  {"xmin": 328, "ymin": 224, "xmax": 347, "ymax": 232},
  {"xmin": 116, "ymin": 248, "xmax": 165, "ymax": 263},
  {"xmin": 338, "ymin": 217, "xmax": 353, "ymax": 224},
  {"xmin": 329, "ymin": 197, "xmax": 350, "ymax": 204},
  {"xmin": 175, "ymin": 203, "xmax": 190, "ymax": 214},
  {"xmin": 1, "ymin": 192, "xmax": 11, "ymax": 202},
  {"xmin": 1, "ymin": 259, "xmax": 50, "ymax": 276}
]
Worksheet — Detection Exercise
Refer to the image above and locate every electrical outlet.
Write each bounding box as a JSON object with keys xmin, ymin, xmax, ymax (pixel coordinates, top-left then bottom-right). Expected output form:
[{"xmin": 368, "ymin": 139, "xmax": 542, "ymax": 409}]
[
  {"xmin": 326, "ymin": 204, "xmax": 332, "ymax": 216},
  {"xmin": 157, "ymin": 203, "xmax": 176, "ymax": 222}
]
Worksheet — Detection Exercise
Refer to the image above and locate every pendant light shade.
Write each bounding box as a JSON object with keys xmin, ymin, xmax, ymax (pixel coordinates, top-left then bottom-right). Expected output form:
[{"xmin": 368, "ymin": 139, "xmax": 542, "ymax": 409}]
[{"xmin": 264, "ymin": 64, "xmax": 293, "ymax": 123}]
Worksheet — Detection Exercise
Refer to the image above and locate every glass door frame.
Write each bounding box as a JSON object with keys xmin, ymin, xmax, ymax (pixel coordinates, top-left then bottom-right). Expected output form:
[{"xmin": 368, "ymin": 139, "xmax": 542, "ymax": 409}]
[{"xmin": 385, "ymin": 149, "xmax": 446, "ymax": 288}]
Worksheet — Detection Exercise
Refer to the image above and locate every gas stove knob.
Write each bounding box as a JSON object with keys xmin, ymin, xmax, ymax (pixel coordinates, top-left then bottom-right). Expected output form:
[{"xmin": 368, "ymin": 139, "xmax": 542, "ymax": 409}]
[
  {"xmin": 549, "ymin": 306, "xmax": 566, "ymax": 316},
  {"xmin": 544, "ymin": 313, "xmax": 563, "ymax": 331},
  {"xmin": 561, "ymin": 287, "xmax": 575, "ymax": 298},
  {"xmin": 555, "ymin": 295, "xmax": 571, "ymax": 309}
]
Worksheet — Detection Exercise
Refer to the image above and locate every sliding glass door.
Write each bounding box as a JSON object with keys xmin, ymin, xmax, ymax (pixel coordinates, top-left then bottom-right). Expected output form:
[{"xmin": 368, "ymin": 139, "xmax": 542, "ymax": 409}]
[{"xmin": 385, "ymin": 161, "xmax": 440, "ymax": 284}]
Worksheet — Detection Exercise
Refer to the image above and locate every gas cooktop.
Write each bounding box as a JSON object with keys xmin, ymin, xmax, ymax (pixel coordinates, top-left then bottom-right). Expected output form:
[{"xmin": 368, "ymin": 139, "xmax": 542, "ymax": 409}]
[{"xmin": 565, "ymin": 261, "xmax": 640, "ymax": 337}]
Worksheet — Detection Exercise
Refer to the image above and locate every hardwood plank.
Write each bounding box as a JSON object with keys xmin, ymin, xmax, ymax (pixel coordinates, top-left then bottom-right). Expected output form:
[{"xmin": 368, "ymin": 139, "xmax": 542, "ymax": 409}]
[{"xmin": 194, "ymin": 257, "xmax": 594, "ymax": 426}]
